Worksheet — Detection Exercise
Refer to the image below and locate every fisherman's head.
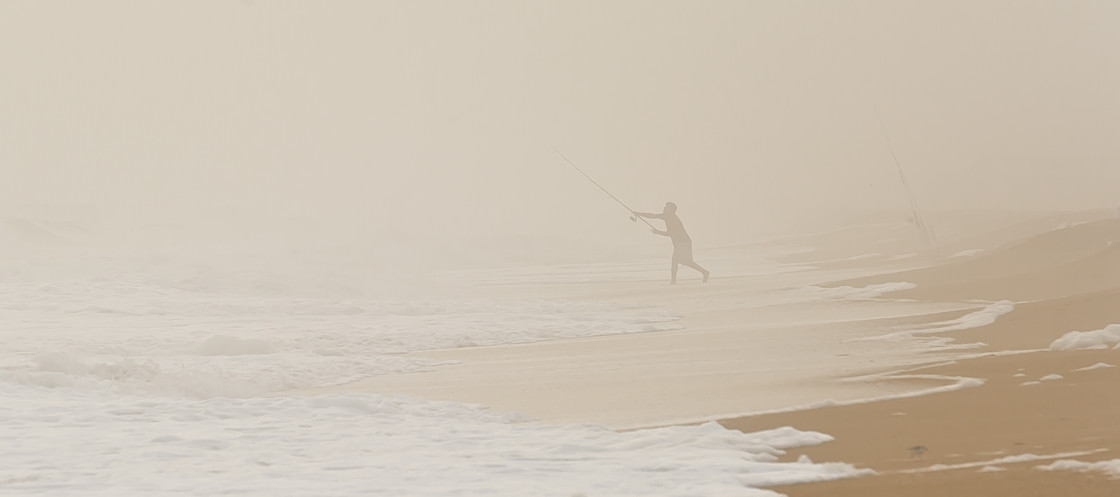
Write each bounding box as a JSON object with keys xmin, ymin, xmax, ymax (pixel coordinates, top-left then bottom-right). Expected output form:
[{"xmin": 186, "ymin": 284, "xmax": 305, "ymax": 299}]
[{"xmin": 663, "ymin": 202, "xmax": 677, "ymax": 214}]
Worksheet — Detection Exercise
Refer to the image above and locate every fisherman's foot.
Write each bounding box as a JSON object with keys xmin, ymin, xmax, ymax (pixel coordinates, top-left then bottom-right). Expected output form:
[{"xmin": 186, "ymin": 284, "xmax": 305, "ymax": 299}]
[{"xmin": 702, "ymin": 271, "xmax": 710, "ymax": 283}]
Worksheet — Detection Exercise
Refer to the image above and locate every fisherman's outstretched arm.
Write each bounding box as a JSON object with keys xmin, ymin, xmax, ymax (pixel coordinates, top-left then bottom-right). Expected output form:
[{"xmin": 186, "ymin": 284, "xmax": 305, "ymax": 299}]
[{"xmin": 633, "ymin": 211, "xmax": 665, "ymax": 219}]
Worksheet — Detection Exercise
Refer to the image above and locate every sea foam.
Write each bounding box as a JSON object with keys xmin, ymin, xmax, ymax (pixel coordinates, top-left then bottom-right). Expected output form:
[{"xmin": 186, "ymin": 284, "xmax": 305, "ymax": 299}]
[
  {"xmin": 1049, "ymin": 324, "xmax": 1120, "ymax": 351},
  {"xmin": 0, "ymin": 384, "xmax": 870, "ymax": 496}
]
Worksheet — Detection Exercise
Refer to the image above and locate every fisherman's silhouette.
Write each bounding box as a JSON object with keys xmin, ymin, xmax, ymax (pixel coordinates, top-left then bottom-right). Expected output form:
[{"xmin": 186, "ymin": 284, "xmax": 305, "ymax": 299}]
[{"xmin": 633, "ymin": 202, "xmax": 710, "ymax": 284}]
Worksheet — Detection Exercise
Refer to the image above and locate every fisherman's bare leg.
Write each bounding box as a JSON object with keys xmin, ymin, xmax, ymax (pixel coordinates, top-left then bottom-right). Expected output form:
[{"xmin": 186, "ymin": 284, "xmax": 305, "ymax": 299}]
[
  {"xmin": 683, "ymin": 261, "xmax": 710, "ymax": 282},
  {"xmin": 671, "ymin": 261, "xmax": 679, "ymax": 285}
]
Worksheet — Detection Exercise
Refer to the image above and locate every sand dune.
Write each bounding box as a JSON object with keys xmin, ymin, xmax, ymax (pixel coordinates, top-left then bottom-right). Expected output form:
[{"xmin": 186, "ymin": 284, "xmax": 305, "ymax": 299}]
[
  {"xmin": 832, "ymin": 218, "xmax": 1120, "ymax": 302},
  {"xmin": 928, "ymin": 208, "xmax": 1116, "ymax": 259},
  {"xmin": 777, "ymin": 209, "xmax": 1113, "ymax": 268}
]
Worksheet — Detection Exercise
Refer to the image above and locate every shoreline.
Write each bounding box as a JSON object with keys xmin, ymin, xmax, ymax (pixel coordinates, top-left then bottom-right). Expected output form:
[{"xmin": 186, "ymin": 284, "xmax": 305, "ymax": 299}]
[
  {"xmin": 299, "ymin": 214, "xmax": 1119, "ymax": 493},
  {"xmin": 723, "ymin": 347, "xmax": 1120, "ymax": 496},
  {"xmin": 300, "ymin": 278, "xmax": 983, "ymax": 430},
  {"xmin": 718, "ymin": 219, "xmax": 1120, "ymax": 494}
]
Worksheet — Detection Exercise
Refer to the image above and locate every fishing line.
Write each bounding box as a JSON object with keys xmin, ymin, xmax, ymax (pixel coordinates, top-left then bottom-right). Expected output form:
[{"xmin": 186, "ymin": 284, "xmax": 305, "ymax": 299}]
[{"xmin": 552, "ymin": 147, "xmax": 658, "ymax": 230}]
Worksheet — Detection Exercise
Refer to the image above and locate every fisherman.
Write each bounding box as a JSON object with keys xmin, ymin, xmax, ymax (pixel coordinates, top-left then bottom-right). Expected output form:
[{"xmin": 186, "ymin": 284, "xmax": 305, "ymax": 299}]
[{"xmin": 633, "ymin": 202, "xmax": 710, "ymax": 284}]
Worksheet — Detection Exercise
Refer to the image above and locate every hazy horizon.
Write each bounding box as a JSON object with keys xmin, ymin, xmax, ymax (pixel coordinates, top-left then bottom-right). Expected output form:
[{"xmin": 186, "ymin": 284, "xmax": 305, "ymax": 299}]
[{"xmin": 3, "ymin": 1, "xmax": 1118, "ymax": 256}]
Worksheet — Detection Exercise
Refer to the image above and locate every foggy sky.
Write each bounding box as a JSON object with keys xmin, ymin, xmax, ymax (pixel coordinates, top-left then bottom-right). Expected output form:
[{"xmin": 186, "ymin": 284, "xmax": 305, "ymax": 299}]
[{"xmin": 3, "ymin": 0, "xmax": 1118, "ymax": 251}]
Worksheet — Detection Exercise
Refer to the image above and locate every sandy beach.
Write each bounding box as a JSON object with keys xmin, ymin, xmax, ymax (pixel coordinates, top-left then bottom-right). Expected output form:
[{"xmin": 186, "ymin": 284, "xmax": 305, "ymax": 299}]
[
  {"xmin": 724, "ymin": 216, "xmax": 1120, "ymax": 495},
  {"xmin": 322, "ymin": 213, "xmax": 1120, "ymax": 495},
  {"xmin": 306, "ymin": 246, "xmax": 981, "ymax": 429},
  {"xmin": 728, "ymin": 349, "xmax": 1120, "ymax": 496}
]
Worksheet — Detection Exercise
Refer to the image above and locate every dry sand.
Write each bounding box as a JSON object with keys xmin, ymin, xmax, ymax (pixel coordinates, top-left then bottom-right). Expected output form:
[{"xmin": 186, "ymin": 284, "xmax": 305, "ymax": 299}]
[{"xmin": 724, "ymin": 216, "xmax": 1120, "ymax": 495}]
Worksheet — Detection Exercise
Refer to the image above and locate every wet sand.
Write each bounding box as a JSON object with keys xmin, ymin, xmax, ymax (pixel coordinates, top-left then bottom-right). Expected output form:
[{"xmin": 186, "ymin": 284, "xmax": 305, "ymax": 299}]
[
  {"xmin": 723, "ymin": 216, "xmax": 1120, "ymax": 495},
  {"xmin": 726, "ymin": 349, "xmax": 1120, "ymax": 496},
  {"xmin": 314, "ymin": 212, "xmax": 1120, "ymax": 493},
  {"xmin": 306, "ymin": 280, "xmax": 974, "ymax": 429}
]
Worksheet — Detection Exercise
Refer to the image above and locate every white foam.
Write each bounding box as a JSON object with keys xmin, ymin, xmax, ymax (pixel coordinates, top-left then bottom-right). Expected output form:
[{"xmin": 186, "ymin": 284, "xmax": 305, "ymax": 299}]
[
  {"xmin": 951, "ymin": 248, "xmax": 984, "ymax": 258},
  {"xmin": 873, "ymin": 301, "xmax": 1015, "ymax": 345},
  {"xmin": 920, "ymin": 301, "xmax": 1016, "ymax": 333},
  {"xmin": 902, "ymin": 450, "xmax": 1107, "ymax": 473},
  {"xmin": 1049, "ymin": 324, "xmax": 1120, "ymax": 351},
  {"xmin": 706, "ymin": 372, "xmax": 984, "ymax": 421},
  {"xmin": 844, "ymin": 252, "xmax": 885, "ymax": 261},
  {"xmin": 0, "ymin": 244, "xmax": 890, "ymax": 496},
  {"xmin": 1073, "ymin": 362, "xmax": 1115, "ymax": 372},
  {"xmin": 801, "ymin": 282, "xmax": 916, "ymax": 300},
  {"xmin": 1039, "ymin": 374, "xmax": 1063, "ymax": 382},
  {"xmin": 0, "ymin": 385, "xmax": 870, "ymax": 496},
  {"xmin": 1, "ymin": 285, "xmax": 684, "ymax": 397},
  {"xmin": 859, "ymin": 301, "xmax": 1015, "ymax": 355},
  {"xmin": 1037, "ymin": 458, "xmax": 1120, "ymax": 478}
]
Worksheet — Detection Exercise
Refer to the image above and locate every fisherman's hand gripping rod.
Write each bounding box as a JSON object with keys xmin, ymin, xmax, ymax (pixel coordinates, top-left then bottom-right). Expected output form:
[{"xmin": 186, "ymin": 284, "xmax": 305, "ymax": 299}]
[{"xmin": 552, "ymin": 147, "xmax": 658, "ymax": 230}]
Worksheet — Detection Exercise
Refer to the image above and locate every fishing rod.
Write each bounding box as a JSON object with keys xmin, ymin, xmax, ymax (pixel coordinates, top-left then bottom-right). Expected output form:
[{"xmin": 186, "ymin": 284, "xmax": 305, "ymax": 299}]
[
  {"xmin": 874, "ymin": 108, "xmax": 934, "ymax": 251},
  {"xmin": 552, "ymin": 147, "xmax": 658, "ymax": 230}
]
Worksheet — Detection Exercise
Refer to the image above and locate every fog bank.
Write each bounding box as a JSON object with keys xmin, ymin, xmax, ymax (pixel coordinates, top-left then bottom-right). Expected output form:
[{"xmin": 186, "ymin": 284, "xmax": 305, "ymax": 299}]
[{"xmin": 3, "ymin": 1, "xmax": 1118, "ymax": 262}]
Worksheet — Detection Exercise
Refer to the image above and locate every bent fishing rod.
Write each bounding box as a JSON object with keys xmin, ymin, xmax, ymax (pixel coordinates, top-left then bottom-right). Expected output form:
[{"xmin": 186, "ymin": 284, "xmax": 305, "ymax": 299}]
[
  {"xmin": 552, "ymin": 147, "xmax": 658, "ymax": 230},
  {"xmin": 874, "ymin": 108, "xmax": 934, "ymax": 251}
]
